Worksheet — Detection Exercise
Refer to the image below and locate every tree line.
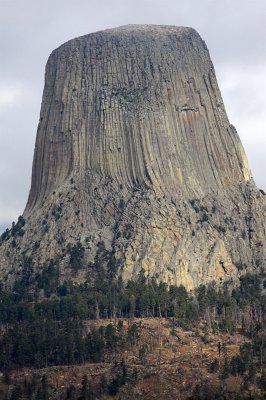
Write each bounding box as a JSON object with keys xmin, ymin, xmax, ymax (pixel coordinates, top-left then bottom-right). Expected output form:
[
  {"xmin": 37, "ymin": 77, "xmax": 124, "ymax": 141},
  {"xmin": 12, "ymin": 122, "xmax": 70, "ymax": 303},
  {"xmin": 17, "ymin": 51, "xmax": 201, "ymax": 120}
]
[{"xmin": 0, "ymin": 269, "xmax": 265, "ymax": 371}]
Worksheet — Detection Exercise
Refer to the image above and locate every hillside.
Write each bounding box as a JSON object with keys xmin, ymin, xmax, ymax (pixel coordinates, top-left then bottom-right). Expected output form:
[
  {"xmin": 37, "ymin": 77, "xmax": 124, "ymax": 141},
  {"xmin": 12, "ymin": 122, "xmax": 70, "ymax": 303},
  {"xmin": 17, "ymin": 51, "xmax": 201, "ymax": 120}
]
[
  {"xmin": 0, "ymin": 317, "xmax": 265, "ymax": 399},
  {"xmin": 0, "ymin": 272, "xmax": 265, "ymax": 399}
]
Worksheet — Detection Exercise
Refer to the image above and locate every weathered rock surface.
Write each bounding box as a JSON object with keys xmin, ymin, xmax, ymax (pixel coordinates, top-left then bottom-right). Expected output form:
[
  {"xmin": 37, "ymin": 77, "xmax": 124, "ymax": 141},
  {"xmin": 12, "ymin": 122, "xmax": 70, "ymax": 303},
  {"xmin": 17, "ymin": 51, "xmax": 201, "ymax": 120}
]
[{"xmin": 0, "ymin": 25, "xmax": 265, "ymax": 289}]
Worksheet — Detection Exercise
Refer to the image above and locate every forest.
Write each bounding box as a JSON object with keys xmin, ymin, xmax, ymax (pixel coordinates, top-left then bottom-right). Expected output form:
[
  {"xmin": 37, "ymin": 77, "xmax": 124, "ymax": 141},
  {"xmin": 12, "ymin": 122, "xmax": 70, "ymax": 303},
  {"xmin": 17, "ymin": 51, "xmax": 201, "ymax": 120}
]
[{"xmin": 0, "ymin": 267, "xmax": 265, "ymax": 375}]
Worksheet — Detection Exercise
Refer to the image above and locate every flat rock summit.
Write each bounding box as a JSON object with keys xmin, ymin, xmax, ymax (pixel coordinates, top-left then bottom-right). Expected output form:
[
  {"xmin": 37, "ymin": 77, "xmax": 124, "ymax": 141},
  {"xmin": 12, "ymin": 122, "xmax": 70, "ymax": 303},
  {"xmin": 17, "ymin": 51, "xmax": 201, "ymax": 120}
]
[{"xmin": 0, "ymin": 25, "xmax": 265, "ymax": 289}]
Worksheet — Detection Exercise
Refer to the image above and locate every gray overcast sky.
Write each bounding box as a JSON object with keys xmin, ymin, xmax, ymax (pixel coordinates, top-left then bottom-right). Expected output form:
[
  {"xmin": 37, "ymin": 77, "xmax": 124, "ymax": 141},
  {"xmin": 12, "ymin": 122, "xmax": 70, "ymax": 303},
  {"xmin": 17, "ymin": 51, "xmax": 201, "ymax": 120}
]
[{"xmin": 0, "ymin": 0, "xmax": 265, "ymax": 232}]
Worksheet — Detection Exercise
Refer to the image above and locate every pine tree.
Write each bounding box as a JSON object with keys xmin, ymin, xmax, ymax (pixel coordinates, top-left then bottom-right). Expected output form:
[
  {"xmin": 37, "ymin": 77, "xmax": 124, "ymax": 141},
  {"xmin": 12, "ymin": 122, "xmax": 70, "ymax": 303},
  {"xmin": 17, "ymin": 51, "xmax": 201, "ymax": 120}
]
[{"xmin": 80, "ymin": 374, "xmax": 94, "ymax": 400}]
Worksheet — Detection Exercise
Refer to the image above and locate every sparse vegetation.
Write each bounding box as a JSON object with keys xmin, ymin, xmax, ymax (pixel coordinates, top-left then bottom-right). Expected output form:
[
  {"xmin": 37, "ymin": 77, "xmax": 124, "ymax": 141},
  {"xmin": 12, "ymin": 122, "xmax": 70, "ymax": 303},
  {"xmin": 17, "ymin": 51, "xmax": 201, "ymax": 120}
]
[
  {"xmin": 52, "ymin": 204, "xmax": 63, "ymax": 220},
  {"xmin": 198, "ymin": 212, "xmax": 209, "ymax": 223},
  {"xmin": 67, "ymin": 242, "xmax": 85, "ymax": 271},
  {"xmin": 0, "ymin": 215, "xmax": 26, "ymax": 244},
  {"xmin": 215, "ymin": 225, "xmax": 226, "ymax": 234}
]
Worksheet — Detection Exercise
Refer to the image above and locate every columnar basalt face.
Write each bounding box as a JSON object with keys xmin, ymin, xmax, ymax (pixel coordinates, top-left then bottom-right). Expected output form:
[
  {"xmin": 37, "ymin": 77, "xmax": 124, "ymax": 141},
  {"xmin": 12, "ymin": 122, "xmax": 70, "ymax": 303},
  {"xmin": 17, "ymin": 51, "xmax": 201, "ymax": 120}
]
[
  {"xmin": 26, "ymin": 25, "xmax": 251, "ymax": 212},
  {"xmin": 0, "ymin": 25, "xmax": 265, "ymax": 289}
]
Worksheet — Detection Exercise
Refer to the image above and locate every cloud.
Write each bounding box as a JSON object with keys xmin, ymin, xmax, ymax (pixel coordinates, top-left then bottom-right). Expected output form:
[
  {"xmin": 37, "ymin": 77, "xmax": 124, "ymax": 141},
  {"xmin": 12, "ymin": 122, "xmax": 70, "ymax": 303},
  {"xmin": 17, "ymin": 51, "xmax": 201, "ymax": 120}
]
[
  {"xmin": 0, "ymin": 86, "xmax": 21, "ymax": 107},
  {"xmin": 217, "ymin": 64, "xmax": 266, "ymax": 188},
  {"xmin": 0, "ymin": 201, "xmax": 20, "ymax": 227},
  {"xmin": 0, "ymin": 0, "xmax": 265, "ymax": 231}
]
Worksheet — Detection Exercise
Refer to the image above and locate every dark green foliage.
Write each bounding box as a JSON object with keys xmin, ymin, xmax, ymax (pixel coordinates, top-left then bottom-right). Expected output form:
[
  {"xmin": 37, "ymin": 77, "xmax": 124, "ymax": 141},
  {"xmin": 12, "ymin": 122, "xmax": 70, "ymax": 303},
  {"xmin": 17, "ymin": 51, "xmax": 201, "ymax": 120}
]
[
  {"xmin": 3, "ymin": 370, "xmax": 11, "ymax": 385},
  {"xmin": 0, "ymin": 271, "xmax": 265, "ymax": 328},
  {"xmin": 118, "ymin": 198, "xmax": 125, "ymax": 210},
  {"xmin": 198, "ymin": 212, "xmax": 209, "ymax": 223},
  {"xmin": 239, "ymin": 343, "xmax": 253, "ymax": 369},
  {"xmin": 33, "ymin": 242, "xmax": 40, "ymax": 251},
  {"xmin": 10, "ymin": 384, "xmax": 23, "ymax": 400},
  {"xmin": 237, "ymin": 274, "xmax": 262, "ymax": 304},
  {"xmin": 170, "ymin": 284, "xmax": 198, "ymax": 325},
  {"xmin": 0, "ymin": 317, "xmax": 126, "ymax": 371},
  {"xmin": 235, "ymin": 261, "xmax": 244, "ymax": 271},
  {"xmin": 123, "ymin": 223, "xmax": 134, "ymax": 239},
  {"xmin": 36, "ymin": 375, "xmax": 49, "ymax": 400},
  {"xmin": 79, "ymin": 375, "xmax": 94, "ymax": 400},
  {"xmin": 108, "ymin": 359, "xmax": 128, "ymax": 396},
  {"xmin": 52, "ymin": 204, "xmax": 63, "ymax": 220},
  {"xmin": 0, "ymin": 274, "xmax": 205, "ymax": 371},
  {"xmin": 209, "ymin": 357, "xmax": 219, "ymax": 373},
  {"xmin": 36, "ymin": 263, "xmax": 59, "ymax": 296},
  {"xmin": 56, "ymin": 281, "xmax": 74, "ymax": 297},
  {"xmin": 66, "ymin": 384, "xmax": 76, "ymax": 399},
  {"xmin": 105, "ymin": 323, "xmax": 118, "ymax": 350},
  {"xmin": 189, "ymin": 199, "xmax": 200, "ymax": 213},
  {"xmin": 85, "ymin": 328, "xmax": 106, "ymax": 362},
  {"xmin": 108, "ymin": 378, "xmax": 119, "ymax": 396},
  {"xmin": 11, "ymin": 216, "xmax": 26, "ymax": 237},
  {"xmin": 220, "ymin": 356, "xmax": 230, "ymax": 379},
  {"xmin": 248, "ymin": 362, "xmax": 257, "ymax": 383},
  {"xmin": 215, "ymin": 225, "xmax": 226, "ymax": 234},
  {"xmin": 241, "ymin": 230, "xmax": 247, "ymax": 239},
  {"xmin": 67, "ymin": 242, "xmax": 85, "ymax": 271},
  {"xmin": 139, "ymin": 344, "xmax": 148, "ymax": 362},
  {"xmin": 230, "ymin": 354, "xmax": 246, "ymax": 375},
  {"xmin": 193, "ymin": 382, "xmax": 224, "ymax": 400},
  {"xmin": 23, "ymin": 377, "xmax": 36, "ymax": 400},
  {"xmin": 117, "ymin": 319, "xmax": 123, "ymax": 333},
  {"xmin": 93, "ymin": 240, "xmax": 119, "ymax": 280},
  {"xmin": 127, "ymin": 323, "xmax": 139, "ymax": 344},
  {"xmin": 0, "ymin": 271, "xmax": 264, "ymax": 377},
  {"xmin": 0, "ymin": 228, "xmax": 10, "ymax": 242},
  {"xmin": 258, "ymin": 369, "xmax": 266, "ymax": 390},
  {"xmin": 6, "ymin": 376, "xmax": 49, "ymax": 400},
  {"xmin": 12, "ymin": 257, "xmax": 34, "ymax": 301},
  {"xmin": 44, "ymin": 223, "xmax": 50, "ymax": 233},
  {"xmin": 97, "ymin": 375, "xmax": 108, "ymax": 396},
  {"xmin": 0, "ymin": 216, "xmax": 26, "ymax": 244}
]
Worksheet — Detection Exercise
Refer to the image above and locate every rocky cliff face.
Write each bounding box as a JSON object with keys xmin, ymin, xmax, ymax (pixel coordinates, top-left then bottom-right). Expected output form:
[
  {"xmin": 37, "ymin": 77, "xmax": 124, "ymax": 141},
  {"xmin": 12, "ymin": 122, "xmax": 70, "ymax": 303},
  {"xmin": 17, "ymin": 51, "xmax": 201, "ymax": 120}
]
[{"xmin": 0, "ymin": 25, "xmax": 265, "ymax": 289}]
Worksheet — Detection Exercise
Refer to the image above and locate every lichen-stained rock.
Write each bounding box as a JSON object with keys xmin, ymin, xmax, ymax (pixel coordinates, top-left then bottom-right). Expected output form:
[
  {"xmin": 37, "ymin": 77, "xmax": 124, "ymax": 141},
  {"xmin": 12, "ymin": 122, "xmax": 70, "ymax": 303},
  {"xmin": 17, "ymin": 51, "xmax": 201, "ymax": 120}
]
[{"xmin": 0, "ymin": 25, "xmax": 265, "ymax": 289}]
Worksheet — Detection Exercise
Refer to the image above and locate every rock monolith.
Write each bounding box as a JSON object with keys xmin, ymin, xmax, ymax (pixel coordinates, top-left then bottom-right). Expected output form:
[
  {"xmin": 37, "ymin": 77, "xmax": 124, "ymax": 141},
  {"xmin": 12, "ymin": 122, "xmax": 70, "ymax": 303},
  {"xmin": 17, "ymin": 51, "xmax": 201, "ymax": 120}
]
[{"xmin": 0, "ymin": 25, "xmax": 265, "ymax": 289}]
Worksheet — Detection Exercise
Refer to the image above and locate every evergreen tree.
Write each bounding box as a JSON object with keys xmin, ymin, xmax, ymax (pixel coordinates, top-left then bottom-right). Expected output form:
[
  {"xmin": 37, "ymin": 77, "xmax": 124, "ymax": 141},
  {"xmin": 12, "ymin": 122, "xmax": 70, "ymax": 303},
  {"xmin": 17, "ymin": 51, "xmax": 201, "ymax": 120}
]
[
  {"xmin": 66, "ymin": 384, "xmax": 76, "ymax": 399},
  {"xmin": 258, "ymin": 368, "xmax": 266, "ymax": 391},
  {"xmin": 10, "ymin": 384, "xmax": 22, "ymax": 400},
  {"xmin": 79, "ymin": 375, "xmax": 93, "ymax": 400},
  {"xmin": 36, "ymin": 374, "xmax": 48, "ymax": 400}
]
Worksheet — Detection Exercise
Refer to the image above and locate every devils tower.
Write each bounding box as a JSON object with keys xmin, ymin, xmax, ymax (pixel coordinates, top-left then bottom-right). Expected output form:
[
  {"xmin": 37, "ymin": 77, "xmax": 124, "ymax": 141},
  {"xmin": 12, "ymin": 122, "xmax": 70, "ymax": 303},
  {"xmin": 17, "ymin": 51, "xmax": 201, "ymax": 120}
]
[{"xmin": 0, "ymin": 25, "xmax": 265, "ymax": 289}]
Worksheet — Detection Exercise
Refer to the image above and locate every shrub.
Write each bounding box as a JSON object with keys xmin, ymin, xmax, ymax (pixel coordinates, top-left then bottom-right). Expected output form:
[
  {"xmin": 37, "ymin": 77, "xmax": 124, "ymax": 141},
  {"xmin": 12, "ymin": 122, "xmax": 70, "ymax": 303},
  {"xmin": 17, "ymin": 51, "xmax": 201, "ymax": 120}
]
[{"xmin": 67, "ymin": 242, "xmax": 85, "ymax": 271}]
